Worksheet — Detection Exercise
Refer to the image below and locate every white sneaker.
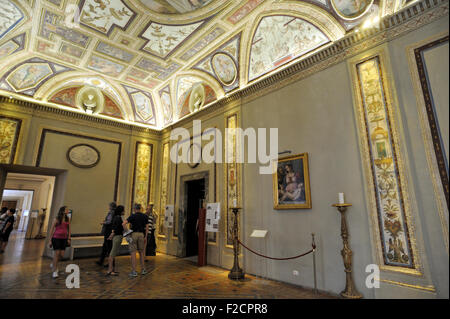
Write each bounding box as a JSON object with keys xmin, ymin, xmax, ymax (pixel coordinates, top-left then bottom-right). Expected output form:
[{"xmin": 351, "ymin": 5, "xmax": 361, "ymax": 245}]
[{"xmin": 52, "ymin": 271, "xmax": 59, "ymax": 278}]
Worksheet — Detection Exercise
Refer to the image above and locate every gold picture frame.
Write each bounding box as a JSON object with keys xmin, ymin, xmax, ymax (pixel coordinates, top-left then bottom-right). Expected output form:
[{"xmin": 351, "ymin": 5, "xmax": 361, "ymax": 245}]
[{"xmin": 273, "ymin": 153, "xmax": 311, "ymax": 209}]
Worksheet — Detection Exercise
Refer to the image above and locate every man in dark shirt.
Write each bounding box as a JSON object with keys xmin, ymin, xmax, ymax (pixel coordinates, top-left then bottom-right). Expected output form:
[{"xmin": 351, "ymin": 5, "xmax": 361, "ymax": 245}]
[
  {"xmin": 123, "ymin": 203, "xmax": 149, "ymax": 277},
  {"xmin": 0, "ymin": 208, "xmax": 15, "ymax": 253},
  {"xmin": 97, "ymin": 202, "xmax": 116, "ymax": 267}
]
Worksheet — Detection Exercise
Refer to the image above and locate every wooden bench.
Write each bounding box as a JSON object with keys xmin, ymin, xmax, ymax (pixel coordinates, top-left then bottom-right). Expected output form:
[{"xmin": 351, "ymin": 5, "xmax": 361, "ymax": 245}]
[{"xmin": 69, "ymin": 237, "xmax": 129, "ymax": 260}]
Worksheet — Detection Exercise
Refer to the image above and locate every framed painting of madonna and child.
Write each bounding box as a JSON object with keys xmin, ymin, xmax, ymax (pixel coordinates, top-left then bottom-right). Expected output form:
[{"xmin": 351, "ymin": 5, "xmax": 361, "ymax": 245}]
[{"xmin": 273, "ymin": 153, "xmax": 311, "ymax": 209}]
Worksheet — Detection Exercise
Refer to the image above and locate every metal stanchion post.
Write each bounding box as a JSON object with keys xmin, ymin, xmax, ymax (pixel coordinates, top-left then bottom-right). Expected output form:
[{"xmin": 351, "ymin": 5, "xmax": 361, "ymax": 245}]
[{"xmin": 228, "ymin": 207, "xmax": 245, "ymax": 280}]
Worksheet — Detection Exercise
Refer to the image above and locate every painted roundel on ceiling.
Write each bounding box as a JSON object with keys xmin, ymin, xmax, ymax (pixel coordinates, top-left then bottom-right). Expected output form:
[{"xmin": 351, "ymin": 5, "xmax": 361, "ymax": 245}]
[
  {"xmin": 212, "ymin": 53, "xmax": 237, "ymax": 86},
  {"xmin": 331, "ymin": 0, "xmax": 374, "ymax": 20}
]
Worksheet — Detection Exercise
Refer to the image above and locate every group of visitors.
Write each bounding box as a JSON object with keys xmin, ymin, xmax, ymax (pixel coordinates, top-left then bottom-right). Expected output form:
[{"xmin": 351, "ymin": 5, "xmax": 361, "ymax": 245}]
[
  {"xmin": 47, "ymin": 201, "xmax": 157, "ymax": 278},
  {"xmin": 98, "ymin": 202, "xmax": 157, "ymax": 277},
  {"xmin": 0, "ymin": 207, "xmax": 16, "ymax": 253}
]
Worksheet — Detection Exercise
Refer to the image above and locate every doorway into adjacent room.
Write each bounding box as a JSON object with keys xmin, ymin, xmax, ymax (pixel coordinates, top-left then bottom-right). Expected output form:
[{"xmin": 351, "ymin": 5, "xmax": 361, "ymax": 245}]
[
  {"xmin": 0, "ymin": 165, "xmax": 67, "ymax": 263},
  {"xmin": 185, "ymin": 178, "xmax": 205, "ymax": 258}
]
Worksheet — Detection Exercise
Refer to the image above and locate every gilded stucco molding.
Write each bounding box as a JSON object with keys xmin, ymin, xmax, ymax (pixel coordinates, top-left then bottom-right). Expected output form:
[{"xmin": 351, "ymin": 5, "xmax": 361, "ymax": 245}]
[{"xmin": 0, "ymin": 95, "xmax": 162, "ymax": 136}]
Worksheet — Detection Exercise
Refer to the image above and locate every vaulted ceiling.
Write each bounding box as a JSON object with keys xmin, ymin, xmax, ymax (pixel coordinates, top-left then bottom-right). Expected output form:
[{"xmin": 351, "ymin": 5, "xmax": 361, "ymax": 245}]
[{"xmin": 0, "ymin": 0, "xmax": 411, "ymax": 129}]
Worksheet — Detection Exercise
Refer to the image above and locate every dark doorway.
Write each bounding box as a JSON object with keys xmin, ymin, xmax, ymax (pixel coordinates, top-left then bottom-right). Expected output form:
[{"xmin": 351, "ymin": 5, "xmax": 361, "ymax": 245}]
[{"xmin": 185, "ymin": 178, "xmax": 205, "ymax": 257}]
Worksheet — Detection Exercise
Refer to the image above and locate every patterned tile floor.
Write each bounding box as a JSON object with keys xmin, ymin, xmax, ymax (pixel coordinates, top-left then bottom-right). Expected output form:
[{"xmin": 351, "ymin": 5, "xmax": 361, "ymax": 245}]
[{"xmin": 0, "ymin": 232, "xmax": 337, "ymax": 299}]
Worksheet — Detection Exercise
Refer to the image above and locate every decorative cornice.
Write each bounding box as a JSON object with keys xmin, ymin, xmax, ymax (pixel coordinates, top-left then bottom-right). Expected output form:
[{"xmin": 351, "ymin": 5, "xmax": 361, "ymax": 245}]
[
  {"xmin": 0, "ymin": 95, "xmax": 162, "ymax": 136},
  {"xmin": 234, "ymin": 0, "xmax": 449, "ymax": 104},
  {"xmin": 167, "ymin": 0, "xmax": 448, "ymax": 129},
  {"xmin": 1, "ymin": 0, "xmax": 447, "ymax": 133}
]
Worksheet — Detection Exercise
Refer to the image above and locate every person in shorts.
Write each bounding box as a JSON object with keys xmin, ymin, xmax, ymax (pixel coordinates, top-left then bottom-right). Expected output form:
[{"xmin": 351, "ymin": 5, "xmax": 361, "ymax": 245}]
[
  {"xmin": 0, "ymin": 208, "xmax": 16, "ymax": 253},
  {"xmin": 48, "ymin": 206, "xmax": 71, "ymax": 278},
  {"xmin": 123, "ymin": 203, "xmax": 148, "ymax": 277},
  {"xmin": 106, "ymin": 205, "xmax": 125, "ymax": 276}
]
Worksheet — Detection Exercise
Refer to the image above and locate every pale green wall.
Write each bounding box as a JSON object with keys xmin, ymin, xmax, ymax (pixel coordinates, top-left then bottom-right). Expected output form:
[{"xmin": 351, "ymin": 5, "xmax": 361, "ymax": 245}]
[
  {"xmin": 38, "ymin": 132, "xmax": 120, "ymax": 234},
  {"xmin": 241, "ymin": 61, "xmax": 374, "ymax": 297},
  {"xmin": 423, "ymin": 43, "xmax": 449, "ymax": 166},
  {"xmin": 1, "ymin": 108, "xmax": 160, "ymax": 237},
  {"xmin": 387, "ymin": 16, "xmax": 449, "ymax": 298},
  {"xmin": 237, "ymin": 15, "xmax": 449, "ymax": 298}
]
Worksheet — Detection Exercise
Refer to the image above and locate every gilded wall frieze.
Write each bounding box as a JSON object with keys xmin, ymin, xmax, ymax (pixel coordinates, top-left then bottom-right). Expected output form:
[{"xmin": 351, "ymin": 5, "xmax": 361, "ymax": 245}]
[
  {"xmin": 158, "ymin": 142, "xmax": 170, "ymax": 239},
  {"xmin": 131, "ymin": 141, "xmax": 154, "ymax": 211},
  {"xmin": 224, "ymin": 113, "xmax": 241, "ymax": 248},
  {"xmin": 349, "ymin": 49, "xmax": 423, "ymax": 277}
]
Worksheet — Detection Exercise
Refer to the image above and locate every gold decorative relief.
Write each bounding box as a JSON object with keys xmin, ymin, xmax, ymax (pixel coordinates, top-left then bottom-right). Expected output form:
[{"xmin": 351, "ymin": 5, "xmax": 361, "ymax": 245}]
[
  {"xmin": 0, "ymin": 116, "xmax": 21, "ymax": 164},
  {"xmin": 225, "ymin": 113, "xmax": 240, "ymax": 248},
  {"xmin": 131, "ymin": 142, "xmax": 153, "ymax": 210},
  {"xmin": 158, "ymin": 142, "xmax": 170, "ymax": 238},
  {"xmin": 351, "ymin": 52, "xmax": 421, "ymax": 275}
]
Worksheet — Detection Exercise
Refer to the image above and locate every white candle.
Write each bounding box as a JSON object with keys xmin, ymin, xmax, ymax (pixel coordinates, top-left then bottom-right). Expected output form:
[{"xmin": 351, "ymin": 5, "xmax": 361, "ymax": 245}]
[
  {"xmin": 339, "ymin": 193, "xmax": 345, "ymax": 204},
  {"xmin": 233, "ymin": 198, "xmax": 237, "ymax": 207}
]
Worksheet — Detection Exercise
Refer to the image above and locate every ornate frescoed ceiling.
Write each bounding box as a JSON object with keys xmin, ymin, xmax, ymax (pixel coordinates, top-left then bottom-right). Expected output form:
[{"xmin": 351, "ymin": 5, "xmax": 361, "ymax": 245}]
[{"xmin": 0, "ymin": 0, "xmax": 414, "ymax": 129}]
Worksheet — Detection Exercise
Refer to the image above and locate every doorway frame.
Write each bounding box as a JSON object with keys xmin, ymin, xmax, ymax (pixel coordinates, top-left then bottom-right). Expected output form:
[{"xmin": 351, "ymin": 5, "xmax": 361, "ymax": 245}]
[
  {"xmin": 0, "ymin": 164, "xmax": 68, "ymax": 258},
  {"xmin": 178, "ymin": 171, "xmax": 209, "ymax": 257}
]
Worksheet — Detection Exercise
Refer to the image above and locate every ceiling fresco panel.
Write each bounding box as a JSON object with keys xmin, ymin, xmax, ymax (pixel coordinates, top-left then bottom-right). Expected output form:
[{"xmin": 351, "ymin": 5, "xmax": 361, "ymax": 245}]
[
  {"xmin": 87, "ymin": 54, "xmax": 126, "ymax": 77},
  {"xmin": 248, "ymin": 15, "xmax": 330, "ymax": 82},
  {"xmin": 179, "ymin": 26, "xmax": 225, "ymax": 61},
  {"xmin": 139, "ymin": 0, "xmax": 215, "ymax": 14},
  {"xmin": 194, "ymin": 33, "xmax": 241, "ymax": 91},
  {"xmin": 123, "ymin": 85, "xmax": 157, "ymax": 126},
  {"xmin": 159, "ymin": 85, "xmax": 173, "ymax": 126},
  {"xmin": 78, "ymin": 0, "xmax": 137, "ymax": 36},
  {"xmin": 0, "ymin": 1, "xmax": 25, "ymax": 39},
  {"xmin": 95, "ymin": 41, "xmax": 135, "ymax": 63},
  {"xmin": 136, "ymin": 58, "xmax": 181, "ymax": 80},
  {"xmin": 39, "ymin": 9, "xmax": 90, "ymax": 47},
  {"xmin": 226, "ymin": 0, "xmax": 265, "ymax": 25},
  {"xmin": 331, "ymin": 0, "xmax": 374, "ymax": 20},
  {"xmin": 0, "ymin": 0, "xmax": 390, "ymax": 129},
  {"xmin": 0, "ymin": 57, "xmax": 72, "ymax": 96},
  {"xmin": 36, "ymin": 39, "xmax": 79, "ymax": 65},
  {"xmin": 0, "ymin": 33, "xmax": 26, "ymax": 59},
  {"xmin": 49, "ymin": 86, "xmax": 79, "ymax": 108},
  {"xmin": 139, "ymin": 20, "xmax": 206, "ymax": 59}
]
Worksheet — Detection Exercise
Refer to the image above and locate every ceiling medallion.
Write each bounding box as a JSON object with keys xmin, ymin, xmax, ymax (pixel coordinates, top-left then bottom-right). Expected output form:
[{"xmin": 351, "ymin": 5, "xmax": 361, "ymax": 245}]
[
  {"xmin": 189, "ymin": 83, "xmax": 206, "ymax": 113},
  {"xmin": 211, "ymin": 52, "xmax": 237, "ymax": 86},
  {"xmin": 330, "ymin": 0, "xmax": 374, "ymax": 20},
  {"xmin": 76, "ymin": 86, "xmax": 104, "ymax": 114}
]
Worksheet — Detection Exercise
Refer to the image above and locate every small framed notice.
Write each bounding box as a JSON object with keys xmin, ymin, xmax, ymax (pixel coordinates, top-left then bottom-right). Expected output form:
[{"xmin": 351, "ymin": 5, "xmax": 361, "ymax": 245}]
[
  {"xmin": 250, "ymin": 230, "xmax": 268, "ymax": 238},
  {"xmin": 164, "ymin": 205, "xmax": 174, "ymax": 228},
  {"xmin": 205, "ymin": 203, "xmax": 220, "ymax": 233}
]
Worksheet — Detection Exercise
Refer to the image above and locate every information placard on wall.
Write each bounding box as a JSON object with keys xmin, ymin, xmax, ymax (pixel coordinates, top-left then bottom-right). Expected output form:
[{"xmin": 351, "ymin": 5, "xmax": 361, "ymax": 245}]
[
  {"xmin": 205, "ymin": 203, "xmax": 220, "ymax": 232},
  {"xmin": 164, "ymin": 205, "xmax": 174, "ymax": 228}
]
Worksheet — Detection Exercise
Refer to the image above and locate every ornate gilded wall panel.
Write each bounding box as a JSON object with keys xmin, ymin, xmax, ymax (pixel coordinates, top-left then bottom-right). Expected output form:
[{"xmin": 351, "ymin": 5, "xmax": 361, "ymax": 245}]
[
  {"xmin": 225, "ymin": 113, "xmax": 240, "ymax": 248},
  {"xmin": 158, "ymin": 142, "xmax": 169, "ymax": 238},
  {"xmin": 352, "ymin": 53, "xmax": 420, "ymax": 274},
  {"xmin": 0, "ymin": 116, "xmax": 21, "ymax": 164},
  {"xmin": 131, "ymin": 141, "xmax": 153, "ymax": 211}
]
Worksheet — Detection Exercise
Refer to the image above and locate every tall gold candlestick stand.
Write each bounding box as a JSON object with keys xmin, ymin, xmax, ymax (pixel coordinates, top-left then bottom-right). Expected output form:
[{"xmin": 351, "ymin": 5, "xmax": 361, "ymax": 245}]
[
  {"xmin": 332, "ymin": 203, "xmax": 363, "ymax": 299},
  {"xmin": 228, "ymin": 207, "xmax": 245, "ymax": 280}
]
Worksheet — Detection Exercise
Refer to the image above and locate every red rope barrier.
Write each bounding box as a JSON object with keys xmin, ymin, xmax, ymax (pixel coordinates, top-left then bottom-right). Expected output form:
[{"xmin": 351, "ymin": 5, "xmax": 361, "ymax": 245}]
[{"xmin": 237, "ymin": 239, "xmax": 316, "ymax": 261}]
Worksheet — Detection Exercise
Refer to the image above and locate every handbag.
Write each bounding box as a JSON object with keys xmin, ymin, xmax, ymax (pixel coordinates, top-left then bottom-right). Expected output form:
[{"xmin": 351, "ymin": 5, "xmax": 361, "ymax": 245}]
[{"xmin": 123, "ymin": 229, "xmax": 133, "ymax": 244}]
